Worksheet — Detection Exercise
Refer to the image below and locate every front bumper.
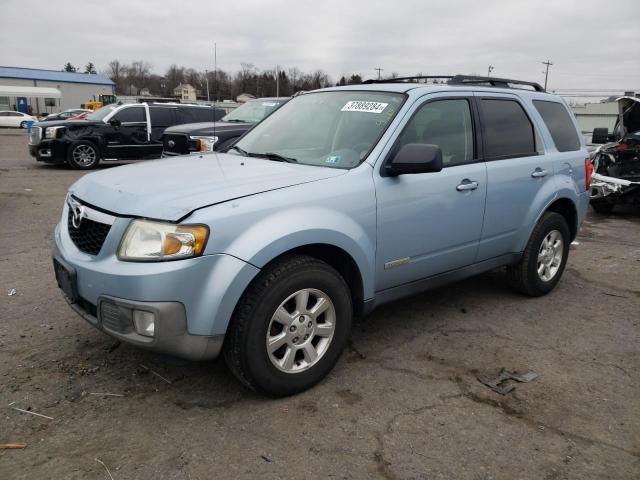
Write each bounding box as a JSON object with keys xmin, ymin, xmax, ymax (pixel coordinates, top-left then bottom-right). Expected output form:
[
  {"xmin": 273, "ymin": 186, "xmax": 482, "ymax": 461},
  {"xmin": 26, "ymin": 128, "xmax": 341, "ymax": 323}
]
[
  {"xmin": 66, "ymin": 290, "xmax": 224, "ymax": 361},
  {"xmin": 53, "ymin": 202, "xmax": 260, "ymax": 360},
  {"xmin": 29, "ymin": 141, "xmax": 66, "ymax": 164}
]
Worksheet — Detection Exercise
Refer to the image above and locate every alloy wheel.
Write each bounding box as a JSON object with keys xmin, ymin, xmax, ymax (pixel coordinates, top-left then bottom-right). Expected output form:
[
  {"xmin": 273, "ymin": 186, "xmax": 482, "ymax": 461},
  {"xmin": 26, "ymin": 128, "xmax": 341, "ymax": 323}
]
[
  {"xmin": 537, "ymin": 229, "xmax": 564, "ymax": 282},
  {"xmin": 72, "ymin": 144, "xmax": 97, "ymax": 166},
  {"xmin": 266, "ymin": 288, "xmax": 336, "ymax": 373}
]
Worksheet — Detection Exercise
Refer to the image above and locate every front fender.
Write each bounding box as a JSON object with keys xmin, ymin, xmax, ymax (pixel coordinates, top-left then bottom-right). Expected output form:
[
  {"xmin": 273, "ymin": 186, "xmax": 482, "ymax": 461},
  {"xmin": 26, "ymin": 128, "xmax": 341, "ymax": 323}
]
[{"xmin": 224, "ymin": 206, "xmax": 376, "ymax": 300}]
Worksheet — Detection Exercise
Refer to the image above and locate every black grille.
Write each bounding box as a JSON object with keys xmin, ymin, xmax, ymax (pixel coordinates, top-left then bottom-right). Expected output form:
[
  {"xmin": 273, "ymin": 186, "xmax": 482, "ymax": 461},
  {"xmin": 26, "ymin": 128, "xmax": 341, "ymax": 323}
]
[
  {"xmin": 67, "ymin": 210, "xmax": 111, "ymax": 255},
  {"xmin": 163, "ymin": 133, "xmax": 192, "ymax": 155}
]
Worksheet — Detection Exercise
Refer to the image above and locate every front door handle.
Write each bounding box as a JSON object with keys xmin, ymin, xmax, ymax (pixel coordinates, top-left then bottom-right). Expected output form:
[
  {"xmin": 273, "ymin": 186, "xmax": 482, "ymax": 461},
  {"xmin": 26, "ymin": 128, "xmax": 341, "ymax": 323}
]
[
  {"xmin": 456, "ymin": 179, "xmax": 479, "ymax": 191},
  {"xmin": 531, "ymin": 168, "xmax": 549, "ymax": 178}
]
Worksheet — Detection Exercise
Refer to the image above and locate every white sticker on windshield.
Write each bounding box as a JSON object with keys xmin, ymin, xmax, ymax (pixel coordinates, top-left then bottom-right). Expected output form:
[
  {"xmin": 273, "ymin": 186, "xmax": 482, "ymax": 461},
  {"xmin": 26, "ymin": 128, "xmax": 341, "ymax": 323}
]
[
  {"xmin": 262, "ymin": 102, "xmax": 277, "ymax": 107},
  {"xmin": 341, "ymin": 101, "xmax": 388, "ymax": 114}
]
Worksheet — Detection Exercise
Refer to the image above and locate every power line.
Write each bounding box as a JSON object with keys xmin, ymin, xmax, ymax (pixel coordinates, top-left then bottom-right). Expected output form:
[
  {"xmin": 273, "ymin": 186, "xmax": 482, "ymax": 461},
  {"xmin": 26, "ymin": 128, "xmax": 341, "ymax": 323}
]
[{"xmin": 374, "ymin": 67, "xmax": 384, "ymax": 80}]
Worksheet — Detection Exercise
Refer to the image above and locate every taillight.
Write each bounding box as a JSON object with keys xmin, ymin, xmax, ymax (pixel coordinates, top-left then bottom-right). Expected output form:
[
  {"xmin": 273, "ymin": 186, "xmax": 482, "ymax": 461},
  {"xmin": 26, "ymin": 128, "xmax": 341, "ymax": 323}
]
[{"xmin": 585, "ymin": 157, "xmax": 593, "ymax": 191}]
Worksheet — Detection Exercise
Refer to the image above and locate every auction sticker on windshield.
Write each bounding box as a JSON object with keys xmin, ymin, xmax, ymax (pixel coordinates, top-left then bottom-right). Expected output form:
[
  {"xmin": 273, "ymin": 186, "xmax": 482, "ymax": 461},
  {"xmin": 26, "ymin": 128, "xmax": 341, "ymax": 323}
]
[{"xmin": 341, "ymin": 101, "xmax": 388, "ymax": 114}]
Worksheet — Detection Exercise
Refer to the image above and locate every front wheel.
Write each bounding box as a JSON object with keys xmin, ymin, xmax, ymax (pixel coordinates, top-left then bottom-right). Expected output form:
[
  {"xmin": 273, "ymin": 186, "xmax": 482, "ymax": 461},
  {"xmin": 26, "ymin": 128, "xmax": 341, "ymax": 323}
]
[
  {"xmin": 20, "ymin": 121, "xmax": 27, "ymax": 129},
  {"xmin": 507, "ymin": 212, "xmax": 570, "ymax": 297},
  {"xmin": 67, "ymin": 141, "xmax": 100, "ymax": 169},
  {"xmin": 224, "ymin": 254, "xmax": 353, "ymax": 396}
]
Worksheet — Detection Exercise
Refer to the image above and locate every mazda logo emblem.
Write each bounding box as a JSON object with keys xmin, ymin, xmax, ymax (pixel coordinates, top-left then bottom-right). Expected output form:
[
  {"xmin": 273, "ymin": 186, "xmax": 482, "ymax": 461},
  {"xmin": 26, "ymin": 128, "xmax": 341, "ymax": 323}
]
[{"xmin": 68, "ymin": 198, "xmax": 85, "ymax": 229}]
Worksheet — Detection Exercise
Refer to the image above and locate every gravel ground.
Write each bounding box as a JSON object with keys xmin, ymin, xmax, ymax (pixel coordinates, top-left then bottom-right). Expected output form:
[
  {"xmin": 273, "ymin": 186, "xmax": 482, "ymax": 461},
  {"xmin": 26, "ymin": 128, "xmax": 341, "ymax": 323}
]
[{"xmin": 1, "ymin": 129, "xmax": 639, "ymax": 479}]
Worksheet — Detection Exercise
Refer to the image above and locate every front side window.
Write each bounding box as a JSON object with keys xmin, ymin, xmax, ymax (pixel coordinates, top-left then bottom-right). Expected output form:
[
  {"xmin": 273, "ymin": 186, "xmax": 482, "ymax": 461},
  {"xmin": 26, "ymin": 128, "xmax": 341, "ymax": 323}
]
[
  {"xmin": 86, "ymin": 105, "xmax": 117, "ymax": 122},
  {"xmin": 480, "ymin": 99, "xmax": 536, "ymax": 159},
  {"xmin": 233, "ymin": 91, "xmax": 405, "ymax": 169},
  {"xmin": 398, "ymin": 99, "xmax": 474, "ymax": 166},
  {"xmin": 113, "ymin": 107, "xmax": 146, "ymax": 123},
  {"xmin": 533, "ymin": 100, "xmax": 580, "ymax": 152}
]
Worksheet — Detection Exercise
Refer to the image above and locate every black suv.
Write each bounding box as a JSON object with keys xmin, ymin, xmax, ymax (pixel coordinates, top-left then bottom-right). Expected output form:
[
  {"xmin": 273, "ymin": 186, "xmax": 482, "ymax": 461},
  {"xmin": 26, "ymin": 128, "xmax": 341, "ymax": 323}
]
[
  {"xmin": 28, "ymin": 103, "xmax": 225, "ymax": 169},
  {"xmin": 162, "ymin": 97, "xmax": 289, "ymax": 156}
]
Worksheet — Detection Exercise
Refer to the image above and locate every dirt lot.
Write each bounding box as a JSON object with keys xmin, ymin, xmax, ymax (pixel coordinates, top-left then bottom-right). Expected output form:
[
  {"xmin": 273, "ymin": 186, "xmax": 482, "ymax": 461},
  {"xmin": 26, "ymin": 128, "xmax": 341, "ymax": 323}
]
[{"xmin": 0, "ymin": 129, "xmax": 638, "ymax": 479}]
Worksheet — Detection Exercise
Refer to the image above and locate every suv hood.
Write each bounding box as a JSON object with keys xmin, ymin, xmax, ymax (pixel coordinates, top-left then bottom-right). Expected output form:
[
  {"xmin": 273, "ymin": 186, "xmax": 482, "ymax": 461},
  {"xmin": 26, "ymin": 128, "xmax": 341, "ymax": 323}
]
[
  {"xmin": 70, "ymin": 153, "xmax": 346, "ymax": 221},
  {"xmin": 35, "ymin": 119, "xmax": 101, "ymax": 128},
  {"xmin": 164, "ymin": 121, "xmax": 253, "ymax": 136}
]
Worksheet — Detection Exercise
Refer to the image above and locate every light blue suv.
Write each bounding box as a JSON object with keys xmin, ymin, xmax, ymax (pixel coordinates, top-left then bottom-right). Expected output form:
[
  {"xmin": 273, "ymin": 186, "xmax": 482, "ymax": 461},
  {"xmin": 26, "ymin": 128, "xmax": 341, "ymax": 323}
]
[{"xmin": 53, "ymin": 75, "xmax": 590, "ymax": 396}]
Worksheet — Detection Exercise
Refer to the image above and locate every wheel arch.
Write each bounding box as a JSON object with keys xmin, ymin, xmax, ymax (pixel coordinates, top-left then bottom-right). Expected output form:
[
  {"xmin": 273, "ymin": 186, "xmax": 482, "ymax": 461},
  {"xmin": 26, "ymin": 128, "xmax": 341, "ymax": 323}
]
[{"xmin": 545, "ymin": 197, "xmax": 578, "ymax": 241}]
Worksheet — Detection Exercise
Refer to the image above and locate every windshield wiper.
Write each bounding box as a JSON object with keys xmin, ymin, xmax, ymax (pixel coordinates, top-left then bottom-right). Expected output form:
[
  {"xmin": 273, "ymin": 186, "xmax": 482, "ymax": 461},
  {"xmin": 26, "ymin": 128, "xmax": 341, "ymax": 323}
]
[
  {"xmin": 227, "ymin": 145, "xmax": 248, "ymax": 156},
  {"xmin": 223, "ymin": 119, "xmax": 247, "ymax": 123},
  {"xmin": 249, "ymin": 152, "xmax": 298, "ymax": 163}
]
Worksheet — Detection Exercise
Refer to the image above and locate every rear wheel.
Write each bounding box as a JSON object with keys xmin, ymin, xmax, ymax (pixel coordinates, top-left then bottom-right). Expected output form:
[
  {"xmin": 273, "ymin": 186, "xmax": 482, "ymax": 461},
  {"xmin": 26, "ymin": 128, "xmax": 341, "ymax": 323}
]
[
  {"xmin": 224, "ymin": 254, "xmax": 353, "ymax": 396},
  {"xmin": 67, "ymin": 141, "xmax": 100, "ymax": 169},
  {"xmin": 507, "ymin": 212, "xmax": 570, "ymax": 297}
]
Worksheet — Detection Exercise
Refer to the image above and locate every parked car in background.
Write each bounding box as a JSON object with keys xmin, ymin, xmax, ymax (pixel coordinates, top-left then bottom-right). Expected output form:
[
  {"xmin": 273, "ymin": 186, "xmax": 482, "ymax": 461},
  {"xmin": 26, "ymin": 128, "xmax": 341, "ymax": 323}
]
[
  {"xmin": 162, "ymin": 97, "xmax": 289, "ymax": 156},
  {"xmin": 28, "ymin": 102, "xmax": 225, "ymax": 169},
  {"xmin": 53, "ymin": 75, "xmax": 590, "ymax": 396},
  {"xmin": 0, "ymin": 111, "xmax": 37, "ymax": 128},
  {"xmin": 39, "ymin": 109, "xmax": 92, "ymax": 123},
  {"xmin": 589, "ymin": 96, "xmax": 640, "ymax": 213},
  {"xmin": 69, "ymin": 111, "xmax": 92, "ymax": 121}
]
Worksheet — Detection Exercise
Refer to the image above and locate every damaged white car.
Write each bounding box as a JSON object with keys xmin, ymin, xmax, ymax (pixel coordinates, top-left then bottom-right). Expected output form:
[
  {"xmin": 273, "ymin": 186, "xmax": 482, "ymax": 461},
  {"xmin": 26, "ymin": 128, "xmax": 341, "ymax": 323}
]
[{"xmin": 590, "ymin": 96, "xmax": 640, "ymax": 213}]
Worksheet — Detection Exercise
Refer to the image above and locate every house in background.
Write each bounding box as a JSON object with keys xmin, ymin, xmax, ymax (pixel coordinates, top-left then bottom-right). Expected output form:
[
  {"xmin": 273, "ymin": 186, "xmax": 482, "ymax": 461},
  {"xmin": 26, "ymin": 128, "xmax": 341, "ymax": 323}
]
[{"xmin": 173, "ymin": 83, "xmax": 196, "ymax": 102}]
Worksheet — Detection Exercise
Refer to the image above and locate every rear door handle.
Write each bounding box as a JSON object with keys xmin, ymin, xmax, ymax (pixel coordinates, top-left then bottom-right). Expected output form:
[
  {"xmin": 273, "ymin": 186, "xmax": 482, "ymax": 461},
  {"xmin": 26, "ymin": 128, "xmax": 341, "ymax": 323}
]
[
  {"xmin": 531, "ymin": 168, "xmax": 548, "ymax": 178},
  {"xmin": 456, "ymin": 179, "xmax": 479, "ymax": 191}
]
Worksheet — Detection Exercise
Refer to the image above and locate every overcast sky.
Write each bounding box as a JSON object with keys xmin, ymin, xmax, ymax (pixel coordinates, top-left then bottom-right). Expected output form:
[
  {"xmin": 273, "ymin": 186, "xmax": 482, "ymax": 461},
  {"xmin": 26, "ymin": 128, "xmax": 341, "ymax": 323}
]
[{"xmin": 1, "ymin": 0, "xmax": 638, "ymax": 94}]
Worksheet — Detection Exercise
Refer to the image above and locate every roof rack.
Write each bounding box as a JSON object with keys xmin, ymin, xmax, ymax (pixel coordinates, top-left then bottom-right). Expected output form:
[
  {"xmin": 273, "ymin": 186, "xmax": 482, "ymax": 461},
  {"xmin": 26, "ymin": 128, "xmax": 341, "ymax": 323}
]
[{"xmin": 363, "ymin": 74, "xmax": 545, "ymax": 92}]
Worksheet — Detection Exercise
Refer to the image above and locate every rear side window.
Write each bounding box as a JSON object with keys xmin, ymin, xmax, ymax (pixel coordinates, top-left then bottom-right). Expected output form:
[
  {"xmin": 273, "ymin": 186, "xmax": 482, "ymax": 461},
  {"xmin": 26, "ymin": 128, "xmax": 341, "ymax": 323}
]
[
  {"xmin": 480, "ymin": 99, "xmax": 536, "ymax": 159},
  {"xmin": 113, "ymin": 107, "xmax": 146, "ymax": 123},
  {"xmin": 149, "ymin": 107, "xmax": 175, "ymax": 126},
  {"xmin": 533, "ymin": 100, "xmax": 580, "ymax": 152},
  {"xmin": 178, "ymin": 107, "xmax": 221, "ymax": 124}
]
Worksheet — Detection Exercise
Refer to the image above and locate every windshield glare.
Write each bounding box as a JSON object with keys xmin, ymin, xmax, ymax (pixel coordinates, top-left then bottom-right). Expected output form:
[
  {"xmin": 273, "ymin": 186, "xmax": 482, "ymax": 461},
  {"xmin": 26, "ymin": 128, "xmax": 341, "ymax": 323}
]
[
  {"xmin": 86, "ymin": 105, "xmax": 117, "ymax": 122},
  {"xmin": 232, "ymin": 91, "xmax": 405, "ymax": 168},
  {"xmin": 222, "ymin": 99, "xmax": 284, "ymax": 123}
]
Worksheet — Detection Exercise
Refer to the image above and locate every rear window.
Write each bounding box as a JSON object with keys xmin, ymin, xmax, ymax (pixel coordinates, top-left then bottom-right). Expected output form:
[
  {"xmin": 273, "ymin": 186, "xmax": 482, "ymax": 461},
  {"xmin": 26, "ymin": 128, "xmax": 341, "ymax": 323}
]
[
  {"xmin": 149, "ymin": 107, "xmax": 175, "ymax": 126},
  {"xmin": 533, "ymin": 100, "xmax": 580, "ymax": 152},
  {"xmin": 113, "ymin": 107, "xmax": 146, "ymax": 123},
  {"xmin": 480, "ymin": 99, "xmax": 536, "ymax": 159}
]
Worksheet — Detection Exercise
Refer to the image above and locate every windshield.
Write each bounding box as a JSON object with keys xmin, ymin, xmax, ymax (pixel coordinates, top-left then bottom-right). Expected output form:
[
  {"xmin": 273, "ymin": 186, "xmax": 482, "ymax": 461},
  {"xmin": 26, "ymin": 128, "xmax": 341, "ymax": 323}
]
[
  {"xmin": 231, "ymin": 91, "xmax": 405, "ymax": 168},
  {"xmin": 85, "ymin": 105, "xmax": 118, "ymax": 122},
  {"xmin": 222, "ymin": 99, "xmax": 285, "ymax": 123}
]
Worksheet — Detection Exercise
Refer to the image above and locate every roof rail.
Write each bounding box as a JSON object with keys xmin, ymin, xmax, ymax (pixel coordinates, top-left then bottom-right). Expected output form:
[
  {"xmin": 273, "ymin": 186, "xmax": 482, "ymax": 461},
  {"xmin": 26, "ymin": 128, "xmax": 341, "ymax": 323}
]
[
  {"xmin": 448, "ymin": 75, "xmax": 545, "ymax": 92},
  {"xmin": 362, "ymin": 74, "xmax": 545, "ymax": 92}
]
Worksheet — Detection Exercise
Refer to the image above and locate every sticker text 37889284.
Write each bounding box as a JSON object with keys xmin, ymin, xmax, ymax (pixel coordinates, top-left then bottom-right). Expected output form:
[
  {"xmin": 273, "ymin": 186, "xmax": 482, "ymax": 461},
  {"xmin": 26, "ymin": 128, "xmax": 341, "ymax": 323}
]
[{"xmin": 341, "ymin": 101, "xmax": 388, "ymax": 114}]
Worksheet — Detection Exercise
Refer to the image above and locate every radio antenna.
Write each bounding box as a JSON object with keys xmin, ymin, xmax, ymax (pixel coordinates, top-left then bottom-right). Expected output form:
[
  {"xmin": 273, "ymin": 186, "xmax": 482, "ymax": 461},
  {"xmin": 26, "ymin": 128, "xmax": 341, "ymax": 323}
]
[{"xmin": 213, "ymin": 42, "xmax": 217, "ymax": 141}]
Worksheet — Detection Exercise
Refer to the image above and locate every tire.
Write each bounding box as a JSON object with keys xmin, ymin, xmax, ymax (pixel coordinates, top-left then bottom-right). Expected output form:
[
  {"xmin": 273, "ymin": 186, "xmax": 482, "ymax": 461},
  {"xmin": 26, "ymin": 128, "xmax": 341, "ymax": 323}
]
[
  {"xmin": 590, "ymin": 199, "xmax": 615, "ymax": 214},
  {"xmin": 19, "ymin": 121, "xmax": 27, "ymax": 129},
  {"xmin": 224, "ymin": 254, "xmax": 353, "ymax": 396},
  {"xmin": 507, "ymin": 212, "xmax": 570, "ymax": 297},
  {"xmin": 67, "ymin": 141, "xmax": 100, "ymax": 169}
]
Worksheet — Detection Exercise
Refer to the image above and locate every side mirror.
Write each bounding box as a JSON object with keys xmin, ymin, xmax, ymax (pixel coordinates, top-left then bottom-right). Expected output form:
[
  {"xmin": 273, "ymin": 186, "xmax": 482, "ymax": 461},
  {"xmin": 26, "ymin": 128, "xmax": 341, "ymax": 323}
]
[
  {"xmin": 109, "ymin": 119, "xmax": 121, "ymax": 127},
  {"xmin": 385, "ymin": 143, "xmax": 443, "ymax": 176}
]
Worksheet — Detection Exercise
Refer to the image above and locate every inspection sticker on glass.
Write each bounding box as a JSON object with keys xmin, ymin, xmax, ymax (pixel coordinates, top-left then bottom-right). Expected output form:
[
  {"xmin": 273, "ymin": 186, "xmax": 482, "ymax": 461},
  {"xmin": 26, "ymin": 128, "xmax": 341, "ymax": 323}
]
[
  {"xmin": 341, "ymin": 101, "xmax": 388, "ymax": 114},
  {"xmin": 262, "ymin": 102, "xmax": 277, "ymax": 107}
]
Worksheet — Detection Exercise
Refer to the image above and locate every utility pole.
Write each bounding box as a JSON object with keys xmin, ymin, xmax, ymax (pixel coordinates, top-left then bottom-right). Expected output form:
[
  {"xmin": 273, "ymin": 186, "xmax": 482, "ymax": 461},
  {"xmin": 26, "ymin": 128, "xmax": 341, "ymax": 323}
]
[
  {"xmin": 374, "ymin": 67, "xmax": 384, "ymax": 80},
  {"xmin": 276, "ymin": 65, "xmax": 279, "ymax": 98},
  {"xmin": 542, "ymin": 60, "xmax": 553, "ymax": 90},
  {"xmin": 487, "ymin": 65, "xmax": 494, "ymax": 77},
  {"xmin": 205, "ymin": 69, "xmax": 210, "ymax": 102},
  {"xmin": 213, "ymin": 43, "xmax": 217, "ymax": 102}
]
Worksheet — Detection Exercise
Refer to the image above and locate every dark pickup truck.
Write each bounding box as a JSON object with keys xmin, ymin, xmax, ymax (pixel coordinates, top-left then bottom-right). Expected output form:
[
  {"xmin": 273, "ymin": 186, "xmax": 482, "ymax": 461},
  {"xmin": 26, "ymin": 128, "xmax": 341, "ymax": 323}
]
[
  {"xmin": 29, "ymin": 102, "xmax": 225, "ymax": 169},
  {"xmin": 162, "ymin": 97, "xmax": 289, "ymax": 156}
]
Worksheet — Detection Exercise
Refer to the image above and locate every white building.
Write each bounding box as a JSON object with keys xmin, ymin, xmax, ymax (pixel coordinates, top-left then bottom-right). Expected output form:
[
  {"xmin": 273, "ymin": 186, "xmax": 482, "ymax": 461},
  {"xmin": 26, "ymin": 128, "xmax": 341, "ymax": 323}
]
[
  {"xmin": 0, "ymin": 66, "xmax": 115, "ymax": 114},
  {"xmin": 571, "ymin": 101, "xmax": 618, "ymax": 134},
  {"xmin": 173, "ymin": 83, "xmax": 197, "ymax": 102}
]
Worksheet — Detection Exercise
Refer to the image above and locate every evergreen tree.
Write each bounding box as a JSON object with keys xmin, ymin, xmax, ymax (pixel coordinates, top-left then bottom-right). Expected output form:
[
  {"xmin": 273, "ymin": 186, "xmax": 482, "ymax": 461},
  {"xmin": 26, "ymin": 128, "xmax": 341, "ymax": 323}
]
[{"xmin": 63, "ymin": 62, "xmax": 76, "ymax": 72}]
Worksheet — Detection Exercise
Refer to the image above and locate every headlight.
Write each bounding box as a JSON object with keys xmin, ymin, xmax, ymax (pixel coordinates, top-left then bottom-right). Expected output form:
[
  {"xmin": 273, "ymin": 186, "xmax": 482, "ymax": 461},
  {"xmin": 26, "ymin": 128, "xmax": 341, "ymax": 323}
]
[
  {"xmin": 45, "ymin": 126, "xmax": 64, "ymax": 139},
  {"xmin": 118, "ymin": 220, "xmax": 209, "ymax": 261},
  {"xmin": 190, "ymin": 135, "xmax": 218, "ymax": 152}
]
